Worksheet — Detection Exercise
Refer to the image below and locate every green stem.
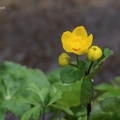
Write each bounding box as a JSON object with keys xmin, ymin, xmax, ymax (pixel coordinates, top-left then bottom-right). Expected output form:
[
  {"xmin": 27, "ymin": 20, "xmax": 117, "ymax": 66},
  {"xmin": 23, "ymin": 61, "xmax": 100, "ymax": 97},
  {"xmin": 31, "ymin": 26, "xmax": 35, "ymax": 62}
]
[
  {"xmin": 87, "ymin": 103, "xmax": 91, "ymax": 120},
  {"xmin": 86, "ymin": 61, "xmax": 93, "ymax": 76},
  {"xmin": 69, "ymin": 54, "xmax": 79, "ymax": 67},
  {"xmin": 69, "ymin": 63, "xmax": 77, "ymax": 67},
  {"xmin": 86, "ymin": 61, "xmax": 94, "ymax": 120},
  {"xmin": 42, "ymin": 106, "xmax": 46, "ymax": 120}
]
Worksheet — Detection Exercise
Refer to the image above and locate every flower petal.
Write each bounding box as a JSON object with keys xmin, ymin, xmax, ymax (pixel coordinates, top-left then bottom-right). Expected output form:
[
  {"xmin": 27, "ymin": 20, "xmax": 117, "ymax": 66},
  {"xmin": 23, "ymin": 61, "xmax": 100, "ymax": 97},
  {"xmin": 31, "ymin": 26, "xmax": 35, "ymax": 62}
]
[
  {"xmin": 72, "ymin": 26, "xmax": 88, "ymax": 38},
  {"xmin": 62, "ymin": 41, "xmax": 72, "ymax": 52},
  {"xmin": 73, "ymin": 48, "xmax": 88, "ymax": 55},
  {"xmin": 61, "ymin": 31, "xmax": 73, "ymax": 52},
  {"xmin": 85, "ymin": 34, "xmax": 93, "ymax": 48},
  {"xmin": 61, "ymin": 31, "xmax": 72, "ymax": 43}
]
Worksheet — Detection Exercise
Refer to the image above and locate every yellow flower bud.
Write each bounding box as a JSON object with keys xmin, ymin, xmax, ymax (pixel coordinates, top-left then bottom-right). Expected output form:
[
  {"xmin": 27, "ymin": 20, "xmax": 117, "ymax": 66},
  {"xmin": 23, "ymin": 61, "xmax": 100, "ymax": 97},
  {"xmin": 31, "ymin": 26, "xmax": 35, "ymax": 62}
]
[
  {"xmin": 58, "ymin": 53, "xmax": 70, "ymax": 66},
  {"xmin": 87, "ymin": 46, "xmax": 102, "ymax": 61}
]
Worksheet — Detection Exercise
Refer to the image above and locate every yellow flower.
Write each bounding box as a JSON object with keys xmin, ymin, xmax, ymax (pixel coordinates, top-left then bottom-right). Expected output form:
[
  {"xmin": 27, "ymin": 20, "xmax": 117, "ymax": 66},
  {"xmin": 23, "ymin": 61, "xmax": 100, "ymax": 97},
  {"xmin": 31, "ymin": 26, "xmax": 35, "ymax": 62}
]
[
  {"xmin": 61, "ymin": 26, "xmax": 93, "ymax": 55},
  {"xmin": 87, "ymin": 46, "xmax": 102, "ymax": 61},
  {"xmin": 58, "ymin": 53, "xmax": 70, "ymax": 66}
]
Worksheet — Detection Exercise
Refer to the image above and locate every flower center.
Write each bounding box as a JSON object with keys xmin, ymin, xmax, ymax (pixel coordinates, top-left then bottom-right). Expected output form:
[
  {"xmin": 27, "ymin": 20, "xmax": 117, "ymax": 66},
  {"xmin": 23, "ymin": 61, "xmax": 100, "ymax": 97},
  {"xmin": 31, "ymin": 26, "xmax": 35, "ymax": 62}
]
[{"xmin": 71, "ymin": 36, "xmax": 85, "ymax": 52}]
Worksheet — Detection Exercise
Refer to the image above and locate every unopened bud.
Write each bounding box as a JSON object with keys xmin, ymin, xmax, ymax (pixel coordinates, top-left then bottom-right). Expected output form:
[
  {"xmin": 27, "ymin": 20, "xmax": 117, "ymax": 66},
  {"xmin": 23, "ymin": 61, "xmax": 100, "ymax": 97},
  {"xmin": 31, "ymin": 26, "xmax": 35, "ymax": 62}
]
[
  {"xmin": 87, "ymin": 46, "xmax": 102, "ymax": 61},
  {"xmin": 58, "ymin": 53, "xmax": 70, "ymax": 66}
]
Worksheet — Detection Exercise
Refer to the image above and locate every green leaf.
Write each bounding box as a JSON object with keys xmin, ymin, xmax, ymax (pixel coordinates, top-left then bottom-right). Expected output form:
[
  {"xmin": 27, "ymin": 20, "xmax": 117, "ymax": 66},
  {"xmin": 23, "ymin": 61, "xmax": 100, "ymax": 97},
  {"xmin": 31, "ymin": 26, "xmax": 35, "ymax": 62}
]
[
  {"xmin": 47, "ymin": 68, "xmax": 61, "ymax": 84},
  {"xmin": 58, "ymin": 92, "xmax": 80, "ymax": 107},
  {"xmin": 103, "ymin": 48, "xmax": 113, "ymax": 57},
  {"xmin": 71, "ymin": 105, "xmax": 86, "ymax": 118},
  {"xmin": 95, "ymin": 83, "xmax": 114, "ymax": 91},
  {"xmin": 32, "ymin": 106, "xmax": 41, "ymax": 120},
  {"xmin": 14, "ymin": 96, "xmax": 39, "ymax": 106},
  {"xmin": 0, "ymin": 110, "xmax": 6, "ymax": 120},
  {"xmin": 22, "ymin": 69, "xmax": 50, "ymax": 90},
  {"xmin": 51, "ymin": 104, "xmax": 73, "ymax": 115},
  {"xmin": 90, "ymin": 97, "xmax": 120, "ymax": 120},
  {"xmin": 80, "ymin": 77, "xmax": 94, "ymax": 106},
  {"xmin": 21, "ymin": 106, "xmax": 41, "ymax": 120},
  {"xmin": 95, "ymin": 82, "xmax": 120, "ymax": 101},
  {"xmin": 27, "ymin": 84, "xmax": 49, "ymax": 105},
  {"xmin": 60, "ymin": 62, "xmax": 85, "ymax": 83},
  {"xmin": 2, "ymin": 97, "xmax": 30, "ymax": 117},
  {"xmin": 47, "ymin": 87, "xmax": 62, "ymax": 106},
  {"xmin": 53, "ymin": 80, "xmax": 82, "ymax": 107},
  {"xmin": 78, "ymin": 116, "xmax": 87, "ymax": 120}
]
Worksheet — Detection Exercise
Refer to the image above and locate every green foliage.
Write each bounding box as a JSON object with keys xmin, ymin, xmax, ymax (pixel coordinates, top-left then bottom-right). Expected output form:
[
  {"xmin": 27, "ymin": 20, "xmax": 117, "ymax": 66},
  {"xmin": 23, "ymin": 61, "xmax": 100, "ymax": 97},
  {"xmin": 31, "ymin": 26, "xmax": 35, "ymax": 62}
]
[
  {"xmin": 80, "ymin": 48, "xmax": 113, "ymax": 106},
  {"xmin": 60, "ymin": 63, "xmax": 85, "ymax": 83},
  {"xmin": 27, "ymin": 84, "xmax": 50, "ymax": 105},
  {"xmin": 48, "ymin": 86, "xmax": 62, "ymax": 106},
  {"xmin": 0, "ymin": 47, "xmax": 115, "ymax": 120},
  {"xmin": 0, "ymin": 111, "xmax": 5, "ymax": 120},
  {"xmin": 95, "ymin": 76, "xmax": 120, "ymax": 101},
  {"xmin": 14, "ymin": 96, "xmax": 41, "ymax": 120},
  {"xmin": 0, "ymin": 61, "xmax": 50, "ymax": 119},
  {"xmin": 80, "ymin": 77, "xmax": 94, "ymax": 105},
  {"xmin": 47, "ymin": 68, "xmax": 61, "ymax": 84},
  {"xmin": 89, "ymin": 77, "xmax": 120, "ymax": 120},
  {"xmin": 59, "ymin": 48, "xmax": 113, "ymax": 107},
  {"xmin": 2, "ymin": 97, "xmax": 30, "ymax": 117},
  {"xmin": 51, "ymin": 104, "xmax": 73, "ymax": 115},
  {"xmin": 90, "ymin": 97, "xmax": 120, "ymax": 120},
  {"xmin": 21, "ymin": 106, "xmax": 41, "ymax": 120},
  {"xmin": 60, "ymin": 48, "xmax": 113, "ymax": 84},
  {"xmin": 53, "ymin": 80, "xmax": 82, "ymax": 108},
  {"xmin": 20, "ymin": 83, "xmax": 62, "ymax": 119},
  {"xmin": 104, "ymin": 48, "xmax": 113, "ymax": 57}
]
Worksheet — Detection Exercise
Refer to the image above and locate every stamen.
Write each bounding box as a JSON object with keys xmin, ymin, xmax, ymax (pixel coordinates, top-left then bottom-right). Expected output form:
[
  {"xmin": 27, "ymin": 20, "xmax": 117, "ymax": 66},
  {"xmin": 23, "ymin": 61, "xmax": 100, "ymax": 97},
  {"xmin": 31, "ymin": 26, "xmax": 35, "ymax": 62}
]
[{"xmin": 72, "ymin": 48, "xmax": 80, "ymax": 51}]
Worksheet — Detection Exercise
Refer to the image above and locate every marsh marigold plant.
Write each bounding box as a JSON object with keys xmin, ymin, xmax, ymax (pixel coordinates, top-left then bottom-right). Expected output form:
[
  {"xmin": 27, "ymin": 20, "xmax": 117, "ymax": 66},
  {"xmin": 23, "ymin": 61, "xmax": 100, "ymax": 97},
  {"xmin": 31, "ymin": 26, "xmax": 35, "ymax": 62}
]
[{"xmin": 58, "ymin": 26, "xmax": 113, "ymax": 120}]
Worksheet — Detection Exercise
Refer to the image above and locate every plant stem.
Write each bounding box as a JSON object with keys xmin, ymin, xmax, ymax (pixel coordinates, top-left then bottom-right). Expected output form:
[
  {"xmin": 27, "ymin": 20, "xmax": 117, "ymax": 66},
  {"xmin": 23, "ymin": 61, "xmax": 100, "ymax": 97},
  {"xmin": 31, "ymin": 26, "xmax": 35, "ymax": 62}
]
[
  {"xmin": 87, "ymin": 103, "xmax": 91, "ymax": 120},
  {"xmin": 69, "ymin": 63, "xmax": 77, "ymax": 67},
  {"xmin": 86, "ymin": 61, "xmax": 93, "ymax": 76},
  {"xmin": 42, "ymin": 106, "xmax": 46, "ymax": 120},
  {"xmin": 68, "ymin": 54, "xmax": 79, "ymax": 67},
  {"xmin": 86, "ymin": 61, "xmax": 93, "ymax": 120}
]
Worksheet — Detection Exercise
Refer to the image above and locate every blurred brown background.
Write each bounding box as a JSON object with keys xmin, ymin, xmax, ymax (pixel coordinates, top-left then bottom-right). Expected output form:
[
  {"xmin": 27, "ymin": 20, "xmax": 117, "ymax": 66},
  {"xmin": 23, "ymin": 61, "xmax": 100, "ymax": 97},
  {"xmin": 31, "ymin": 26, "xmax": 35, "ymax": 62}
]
[{"xmin": 0, "ymin": 0, "xmax": 120, "ymax": 84}]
